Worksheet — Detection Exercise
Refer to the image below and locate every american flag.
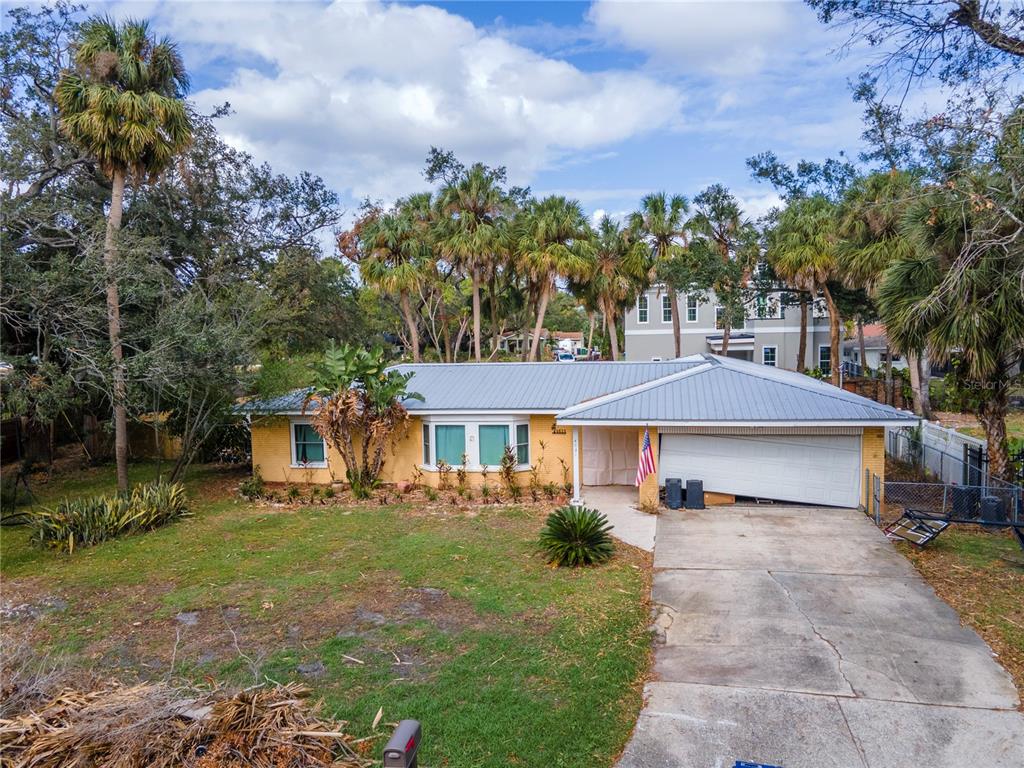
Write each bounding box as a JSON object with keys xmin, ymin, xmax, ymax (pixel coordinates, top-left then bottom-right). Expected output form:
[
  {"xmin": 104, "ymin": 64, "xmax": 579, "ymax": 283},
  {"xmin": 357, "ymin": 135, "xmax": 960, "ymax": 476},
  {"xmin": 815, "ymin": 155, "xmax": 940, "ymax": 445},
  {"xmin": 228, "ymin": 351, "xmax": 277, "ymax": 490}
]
[{"xmin": 635, "ymin": 427, "xmax": 656, "ymax": 486}]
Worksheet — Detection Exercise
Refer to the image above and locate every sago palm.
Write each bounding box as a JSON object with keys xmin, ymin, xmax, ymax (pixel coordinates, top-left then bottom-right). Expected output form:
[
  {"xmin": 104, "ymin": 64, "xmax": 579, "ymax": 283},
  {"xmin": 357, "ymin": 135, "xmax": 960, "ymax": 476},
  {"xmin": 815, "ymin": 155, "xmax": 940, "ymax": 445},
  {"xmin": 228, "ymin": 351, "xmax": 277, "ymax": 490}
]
[
  {"xmin": 631, "ymin": 193, "xmax": 689, "ymax": 358},
  {"xmin": 515, "ymin": 196, "xmax": 595, "ymax": 361},
  {"xmin": 55, "ymin": 16, "xmax": 193, "ymax": 492}
]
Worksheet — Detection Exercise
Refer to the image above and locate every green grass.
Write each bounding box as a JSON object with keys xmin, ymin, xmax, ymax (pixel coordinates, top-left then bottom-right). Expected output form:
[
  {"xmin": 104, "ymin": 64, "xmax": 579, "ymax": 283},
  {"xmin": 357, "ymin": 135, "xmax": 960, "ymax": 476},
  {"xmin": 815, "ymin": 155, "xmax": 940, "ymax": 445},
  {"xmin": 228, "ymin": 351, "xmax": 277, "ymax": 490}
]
[
  {"xmin": 1, "ymin": 462, "xmax": 651, "ymax": 767},
  {"xmin": 902, "ymin": 527, "xmax": 1024, "ymax": 696},
  {"xmin": 955, "ymin": 411, "xmax": 1024, "ymax": 444}
]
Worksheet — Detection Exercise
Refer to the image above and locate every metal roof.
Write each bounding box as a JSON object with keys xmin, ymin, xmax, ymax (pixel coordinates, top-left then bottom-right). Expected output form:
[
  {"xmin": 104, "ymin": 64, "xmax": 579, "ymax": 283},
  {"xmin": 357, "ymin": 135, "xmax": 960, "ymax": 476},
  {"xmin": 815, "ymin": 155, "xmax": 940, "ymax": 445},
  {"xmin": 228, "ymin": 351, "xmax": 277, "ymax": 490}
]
[
  {"xmin": 392, "ymin": 360, "xmax": 703, "ymax": 411},
  {"xmin": 556, "ymin": 355, "xmax": 919, "ymax": 424},
  {"xmin": 239, "ymin": 354, "xmax": 918, "ymax": 424}
]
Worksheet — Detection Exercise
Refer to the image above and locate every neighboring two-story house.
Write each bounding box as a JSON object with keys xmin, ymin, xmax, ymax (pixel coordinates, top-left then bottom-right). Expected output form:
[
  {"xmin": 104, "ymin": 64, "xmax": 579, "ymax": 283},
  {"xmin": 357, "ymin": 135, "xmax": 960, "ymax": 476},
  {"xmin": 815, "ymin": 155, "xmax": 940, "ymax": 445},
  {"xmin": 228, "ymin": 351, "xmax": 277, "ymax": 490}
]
[{"xmin": 624, "ymin": 287, "xmax": 834, "ymax": 373}]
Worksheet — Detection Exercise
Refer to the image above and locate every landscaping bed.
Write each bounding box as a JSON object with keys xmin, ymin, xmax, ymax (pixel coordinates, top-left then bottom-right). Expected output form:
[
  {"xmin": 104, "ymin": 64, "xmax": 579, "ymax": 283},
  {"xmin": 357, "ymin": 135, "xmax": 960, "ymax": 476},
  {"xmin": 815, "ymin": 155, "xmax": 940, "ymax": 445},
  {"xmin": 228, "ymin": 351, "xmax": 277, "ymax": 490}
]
[{"xmin": 1, "ymin": 462, "xmax": 652, "ymax": 767}]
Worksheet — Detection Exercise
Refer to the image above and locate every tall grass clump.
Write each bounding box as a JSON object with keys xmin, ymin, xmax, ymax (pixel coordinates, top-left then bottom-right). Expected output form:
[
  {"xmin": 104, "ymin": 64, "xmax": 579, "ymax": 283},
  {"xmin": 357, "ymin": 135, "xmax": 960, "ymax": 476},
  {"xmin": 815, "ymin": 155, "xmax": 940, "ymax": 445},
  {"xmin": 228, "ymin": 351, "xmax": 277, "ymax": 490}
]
[
  {"xmin": 538, "ymin": 505, "xmax": 615, "ymax": 567},
  {"xmin": 28, "ymin": 481, "xmax": 190, "ymax": 553}
]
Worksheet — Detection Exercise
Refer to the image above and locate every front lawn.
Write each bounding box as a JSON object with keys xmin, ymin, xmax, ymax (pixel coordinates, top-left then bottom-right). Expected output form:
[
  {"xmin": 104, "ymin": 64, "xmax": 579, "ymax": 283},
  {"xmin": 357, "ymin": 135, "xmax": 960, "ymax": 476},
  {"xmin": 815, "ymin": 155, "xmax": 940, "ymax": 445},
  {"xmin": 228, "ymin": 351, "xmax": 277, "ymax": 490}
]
[
  {"xmin": 1, "ymin": 463, "xmax": 652, "ymax": 767},
  {"xmin": 899, "ymin": 529, "xmax": 1024, "ymax": 701}
]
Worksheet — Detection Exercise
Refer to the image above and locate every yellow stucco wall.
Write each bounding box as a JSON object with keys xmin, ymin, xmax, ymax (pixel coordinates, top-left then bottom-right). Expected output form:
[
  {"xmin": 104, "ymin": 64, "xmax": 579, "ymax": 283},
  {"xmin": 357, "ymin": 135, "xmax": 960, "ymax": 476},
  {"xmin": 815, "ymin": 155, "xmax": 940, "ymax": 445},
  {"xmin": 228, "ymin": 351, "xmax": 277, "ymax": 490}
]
[
  {"xmin": 250, "ymin": 413, "xmax": 577, "ymax": 490},
  {"xmin": 861, "ymin": 426, "xmax": 885, "ymax": 507}
]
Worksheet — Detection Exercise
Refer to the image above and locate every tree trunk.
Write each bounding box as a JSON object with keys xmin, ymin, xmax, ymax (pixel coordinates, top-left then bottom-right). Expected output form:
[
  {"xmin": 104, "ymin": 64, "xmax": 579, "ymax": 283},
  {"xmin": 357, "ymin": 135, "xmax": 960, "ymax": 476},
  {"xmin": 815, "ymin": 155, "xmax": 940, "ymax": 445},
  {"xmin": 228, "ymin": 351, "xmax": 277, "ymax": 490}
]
[
  {"xmin": 604, "ymin": 297, "xmax": 620, "ymax": 361},
  {"xmin": 488, "ymin": 270, "xmax": 500, "ymax": 352},
  {"xmin": 906, "ymin": 349, "xmax": 933, "ymax": 419},
  {"xmin": 721, "ymin": 321, "xmax": 731, "ymax": 356},
  {"xmin": 668, "ymin": 284, "xmax": 681, "ymax": 358},
  {"xmin": 822, "ymin": 283, "xmax": 841, "ymax": 386},
  {"xmin": 529, "ymin": 281, "xmax": 551, "ymax": 362},
  {"xmin": 884, "ymin": 347, "xmax": 894, "ymax": 405},
  {"xmin": 797, "ymin": 293, "xmax": 808, "ymax": 372},
  {"xmin": 978, "ymin": 383, "xmax": 1011, "ymax": 481},
  {"xmin": 857, "ymin": 316, "xmax": 867, "ymax": 376},
  {"xmin": 440, "ymin": 302, "xmax": 452, "ymax": 363},
  {"xmin": 104, "ymin": 168, "xmax": 129, "ymax": 493},
  {"xmin": 586, "ymin": 311, "xmax": 595, "ymax": 352},
  {"xmin": 471, "ymin": 266, "xmax": 482, "ymax": 362},
  {"xmin": 918, "ymin": 349, "xmax": 933, "ymax": 419},
  {"xmin": 399, "ymin": 290, "xmax": 420, "ymax": 363}
]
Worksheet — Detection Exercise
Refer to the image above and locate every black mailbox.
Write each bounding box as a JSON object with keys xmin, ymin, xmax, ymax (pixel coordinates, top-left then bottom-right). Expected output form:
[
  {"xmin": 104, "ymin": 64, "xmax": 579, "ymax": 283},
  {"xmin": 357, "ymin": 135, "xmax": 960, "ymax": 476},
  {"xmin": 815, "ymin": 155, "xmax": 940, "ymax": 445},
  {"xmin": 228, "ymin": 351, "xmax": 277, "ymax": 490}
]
[{"xmin": 383, "ymin": 719, "xmax": 422, "ymax": 768}]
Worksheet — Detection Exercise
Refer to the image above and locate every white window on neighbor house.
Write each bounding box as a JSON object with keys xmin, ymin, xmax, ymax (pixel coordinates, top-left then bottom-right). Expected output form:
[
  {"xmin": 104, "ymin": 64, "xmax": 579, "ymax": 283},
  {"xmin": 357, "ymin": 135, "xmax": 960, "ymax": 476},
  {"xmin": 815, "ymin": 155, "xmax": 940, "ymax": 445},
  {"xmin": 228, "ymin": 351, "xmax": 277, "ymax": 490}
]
[
  {"xmin": 762, "ymin": 346, "xmax": 777, "ymax": 367},
  {"xmin": 662, "ymin": 294, "xmax": 672, "ymax": 322},
  {"xmin": 819, "ymin": 345, "xmax": 832, "ymax": 376},
  {"xmin": 686, "ymin": 295, "xmax": 698, "ymax": 323},
  {"xmin": 637, "ymin": 294, "xmax": 649, "ymax": 323},
  {"xmin": 420, "ymin": 418, "xmax": 529, "ymax": 470},
  {"xmin": 291, "ymin": 421, "xmax": 327, "ymax": 468}
]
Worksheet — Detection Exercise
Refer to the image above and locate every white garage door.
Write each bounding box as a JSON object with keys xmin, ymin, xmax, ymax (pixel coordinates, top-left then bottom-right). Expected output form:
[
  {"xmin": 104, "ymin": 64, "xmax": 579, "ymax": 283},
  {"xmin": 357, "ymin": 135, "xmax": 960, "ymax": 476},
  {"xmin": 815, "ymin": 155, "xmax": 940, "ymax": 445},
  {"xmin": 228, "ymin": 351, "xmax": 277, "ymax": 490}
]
[{"xmin": 658, "ymin": 433, "xmax": 862, "ymax": 508}]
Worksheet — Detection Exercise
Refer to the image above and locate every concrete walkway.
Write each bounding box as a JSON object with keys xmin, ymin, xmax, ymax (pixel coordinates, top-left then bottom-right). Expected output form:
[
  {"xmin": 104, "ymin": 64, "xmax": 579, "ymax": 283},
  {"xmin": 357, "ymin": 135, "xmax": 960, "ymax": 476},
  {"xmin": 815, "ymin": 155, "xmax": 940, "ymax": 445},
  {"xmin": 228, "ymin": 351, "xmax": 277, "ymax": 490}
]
[
  {"xmin": 618, "ymin": 505, "xmax": 1024, "ymax": 768},
  {"xmin": 585, "ymin": 485, "xmax": 657, "ymax": 552}
]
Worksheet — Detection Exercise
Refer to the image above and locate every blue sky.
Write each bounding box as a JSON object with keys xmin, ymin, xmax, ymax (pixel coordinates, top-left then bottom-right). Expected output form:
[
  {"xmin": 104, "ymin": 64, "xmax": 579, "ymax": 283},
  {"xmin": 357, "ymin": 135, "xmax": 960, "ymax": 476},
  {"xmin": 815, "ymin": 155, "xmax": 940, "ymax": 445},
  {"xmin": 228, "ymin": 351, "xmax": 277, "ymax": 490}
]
[{"xmin": 104, "ymin": 1, "xmax": 888, "ymax": 224}]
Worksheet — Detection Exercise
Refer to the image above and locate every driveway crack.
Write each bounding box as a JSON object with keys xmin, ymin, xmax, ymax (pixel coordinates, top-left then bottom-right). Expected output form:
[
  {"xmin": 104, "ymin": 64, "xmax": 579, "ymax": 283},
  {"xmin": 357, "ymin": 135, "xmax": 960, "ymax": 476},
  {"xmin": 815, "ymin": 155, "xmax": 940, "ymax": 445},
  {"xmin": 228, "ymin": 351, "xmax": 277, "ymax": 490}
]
[{"xmin": 767, "ymin": 570, "xmax": 856, "ymax": 696}]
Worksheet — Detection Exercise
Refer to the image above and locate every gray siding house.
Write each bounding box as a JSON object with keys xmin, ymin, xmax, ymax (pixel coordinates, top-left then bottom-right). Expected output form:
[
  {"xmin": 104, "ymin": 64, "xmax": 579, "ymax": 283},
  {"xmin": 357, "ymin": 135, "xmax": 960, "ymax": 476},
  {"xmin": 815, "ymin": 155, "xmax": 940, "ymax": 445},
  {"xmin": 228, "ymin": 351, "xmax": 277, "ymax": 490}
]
[{"xmin": 624, "ymin": 287, "xmax": 834, "ymax": 372}]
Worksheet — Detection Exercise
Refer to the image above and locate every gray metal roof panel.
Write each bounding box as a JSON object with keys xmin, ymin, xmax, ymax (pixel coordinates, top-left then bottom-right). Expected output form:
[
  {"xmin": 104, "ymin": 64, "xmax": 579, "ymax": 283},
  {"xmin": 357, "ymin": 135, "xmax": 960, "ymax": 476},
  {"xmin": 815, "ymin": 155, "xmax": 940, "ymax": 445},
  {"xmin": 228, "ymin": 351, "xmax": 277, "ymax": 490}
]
[{"xmin": 557, "ymin": 356, "xmax": 918, "ymax": 423}]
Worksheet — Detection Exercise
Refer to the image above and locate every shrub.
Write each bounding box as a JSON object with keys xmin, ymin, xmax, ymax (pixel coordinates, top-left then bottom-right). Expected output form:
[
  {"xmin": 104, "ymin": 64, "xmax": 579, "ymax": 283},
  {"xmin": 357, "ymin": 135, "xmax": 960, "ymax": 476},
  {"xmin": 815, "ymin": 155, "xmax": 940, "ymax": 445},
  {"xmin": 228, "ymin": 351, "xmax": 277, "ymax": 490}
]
[
  {"xmin": 425, "ymin": 487, "xmax": 438, "ymax": 502},
  {"xmin": 238, "ymin": 467, "xmax": 265, "ymax": 501},
  {"xmin": 538, "ymin": 505, "xmax": 615, "ymax": 567},
  {"xmin": 28, "ymin": 481, "xmax": 190, "ymax": 553},
  {"xmin": 437, "ymin": 460, "xmax": 452, "ymax": 490},
  {"xmin": 456, "ymin": 454, "xmax": 468, "ymax": 492},
  {"xmin": 499, "ymin": 446, "xmax": 518, "ymax": 497}
]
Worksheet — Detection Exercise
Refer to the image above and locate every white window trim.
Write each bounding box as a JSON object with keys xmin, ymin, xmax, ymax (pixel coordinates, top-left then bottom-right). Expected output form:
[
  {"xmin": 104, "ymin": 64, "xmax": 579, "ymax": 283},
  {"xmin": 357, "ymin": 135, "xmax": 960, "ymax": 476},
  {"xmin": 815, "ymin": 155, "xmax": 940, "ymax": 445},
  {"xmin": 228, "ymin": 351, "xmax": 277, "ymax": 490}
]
[
  {"xmin": 637, "ymin": 294, "xmax": 649, "ymax": 324},
  {"xmin": 661, "ymin": 294, "xmax": 672, "ymax": 323},
  {"xmin": 289, "ymin": 418, "xmax": 328, "ymax": 468},
  {"xmin": 762, "ymin": 345, "xmax": 777, "ymax": 367},
  {"xmin": 686, "ymin": 295, "xmax": 698, "ymax": 323},
  {"xmin": 420, "ymin": 414, "xmax": 531, "ymax": 472},
  {"xmin": 819, "ymin": 344, "xmax": 832, "ymax": 372}
]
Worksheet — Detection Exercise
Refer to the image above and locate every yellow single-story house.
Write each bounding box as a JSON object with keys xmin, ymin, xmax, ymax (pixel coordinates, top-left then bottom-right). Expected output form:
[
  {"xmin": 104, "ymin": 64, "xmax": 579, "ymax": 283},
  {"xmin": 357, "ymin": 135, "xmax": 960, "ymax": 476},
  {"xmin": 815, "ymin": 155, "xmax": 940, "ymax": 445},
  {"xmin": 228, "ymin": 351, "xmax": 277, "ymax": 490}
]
[{"xmin": 241, "ymin": 354, "xmax": 917, "ymax": 509}]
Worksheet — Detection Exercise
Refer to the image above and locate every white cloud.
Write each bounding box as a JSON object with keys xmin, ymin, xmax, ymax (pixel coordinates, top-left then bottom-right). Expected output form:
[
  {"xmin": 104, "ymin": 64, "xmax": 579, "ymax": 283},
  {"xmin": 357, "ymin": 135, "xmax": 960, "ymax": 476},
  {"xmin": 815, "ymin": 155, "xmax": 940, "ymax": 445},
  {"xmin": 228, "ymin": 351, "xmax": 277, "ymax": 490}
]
[
  {"xmin": 131, "ymin": 0, "xmax": 683, "ymax": 204},
  {"xmin": 587, "ymin": 0, "xmax": 808, "ymax": 77}
]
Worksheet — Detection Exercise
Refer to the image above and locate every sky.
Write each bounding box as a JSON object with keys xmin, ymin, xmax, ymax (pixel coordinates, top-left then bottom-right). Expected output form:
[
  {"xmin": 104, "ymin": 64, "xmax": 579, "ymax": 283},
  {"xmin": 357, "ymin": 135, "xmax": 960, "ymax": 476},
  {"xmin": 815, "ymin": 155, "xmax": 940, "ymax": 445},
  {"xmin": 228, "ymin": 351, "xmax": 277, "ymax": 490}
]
[{"xmin": 98, "ymin": 0, "xmax": 889, "ymax": 226}]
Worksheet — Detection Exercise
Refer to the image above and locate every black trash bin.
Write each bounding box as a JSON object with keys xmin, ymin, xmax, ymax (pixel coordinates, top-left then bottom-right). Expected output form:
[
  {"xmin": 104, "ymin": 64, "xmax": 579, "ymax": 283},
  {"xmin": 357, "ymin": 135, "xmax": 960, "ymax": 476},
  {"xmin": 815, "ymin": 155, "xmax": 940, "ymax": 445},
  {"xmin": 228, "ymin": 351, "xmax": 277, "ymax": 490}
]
[
  {"xmin": 951, "ymin": 485, "xmax": 981, "ymax": 518},
  {"xmin": 665, "ymin": 478, "xmax": 683, "ymax": 510},
  {"xmin": 685, "ymin": 479, "xmax": 705, "ymax": 510},
  {"xmin": 980, "ymin": 495, "xmax": 1006, "ymax": 525}
]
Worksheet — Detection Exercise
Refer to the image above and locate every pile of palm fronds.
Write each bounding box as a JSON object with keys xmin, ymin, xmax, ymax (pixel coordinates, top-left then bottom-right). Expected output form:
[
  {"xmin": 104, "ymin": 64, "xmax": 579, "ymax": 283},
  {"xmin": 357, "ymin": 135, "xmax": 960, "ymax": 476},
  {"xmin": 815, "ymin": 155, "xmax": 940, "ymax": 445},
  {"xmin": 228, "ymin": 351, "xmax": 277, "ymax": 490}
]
[
  {"xmin": 0, "ymin": 681, "xmax": 370, "ymax": 767},
  {"xmin": 27, "ymin": 481, "xmax": 190, "ymax": 553}
]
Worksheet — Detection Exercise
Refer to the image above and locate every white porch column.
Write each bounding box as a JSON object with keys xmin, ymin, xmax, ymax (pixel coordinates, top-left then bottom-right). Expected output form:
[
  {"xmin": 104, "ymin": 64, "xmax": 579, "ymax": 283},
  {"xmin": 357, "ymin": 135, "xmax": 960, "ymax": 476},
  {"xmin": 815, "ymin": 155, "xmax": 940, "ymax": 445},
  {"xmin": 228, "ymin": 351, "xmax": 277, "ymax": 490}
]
[{"xmin": 571, "ymin": 426, "xmax": 583, "ymax": 505}]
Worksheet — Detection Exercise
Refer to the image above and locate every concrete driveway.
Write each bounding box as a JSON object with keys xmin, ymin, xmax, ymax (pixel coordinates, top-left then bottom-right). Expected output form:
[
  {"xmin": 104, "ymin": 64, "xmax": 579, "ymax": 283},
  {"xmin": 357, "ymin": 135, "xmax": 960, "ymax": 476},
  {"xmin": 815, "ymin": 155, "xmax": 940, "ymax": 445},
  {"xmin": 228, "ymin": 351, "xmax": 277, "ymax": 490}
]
[{"xmin": 618, "ymin": 505, "xmax": 1024, "ymax": 768}]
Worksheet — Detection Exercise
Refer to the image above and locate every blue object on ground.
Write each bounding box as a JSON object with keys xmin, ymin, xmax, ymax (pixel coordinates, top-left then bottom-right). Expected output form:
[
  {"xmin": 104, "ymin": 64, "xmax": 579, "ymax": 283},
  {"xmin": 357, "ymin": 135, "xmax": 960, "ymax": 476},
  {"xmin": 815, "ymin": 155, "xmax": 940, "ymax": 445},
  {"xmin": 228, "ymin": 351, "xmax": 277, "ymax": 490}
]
[{"xmin": 734, "ymin": 762, "xmax": 783, "ymax": 768}]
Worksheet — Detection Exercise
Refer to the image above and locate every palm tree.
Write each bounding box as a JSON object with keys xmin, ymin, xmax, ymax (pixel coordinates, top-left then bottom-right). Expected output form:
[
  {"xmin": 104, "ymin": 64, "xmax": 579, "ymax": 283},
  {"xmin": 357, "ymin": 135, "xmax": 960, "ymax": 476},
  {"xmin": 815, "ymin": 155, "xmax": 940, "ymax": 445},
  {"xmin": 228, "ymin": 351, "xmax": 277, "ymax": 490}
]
[
  {"xmin": 577, "ymin": 216, "xmax": 651, "ymax": 360},
  {"xmin": 838, "ymin": 170, "xmax": 932, "ymax": 416},
  {"xmin": 631, "ymin": 193, "xmax": 689, "ymax": 358},
  {"xmin": 515, "ymin": 196, "xmax": 595, "ymax": 361},
  {"xmin": 360, "ymin": 201, "xmax": 431, "ymax": 362},
  {"xmin": 690, "ymin": 185, "xmax": 757, "ymax": 355},
  {"xmin": 55, "ymin": 16, "xmax": 193, "ymax": 491},
  {"xmin": 770, "ymin": 196, "xmax": 843, "ymax": 385},
  {"xmin": 437, "ymin": 164, "xmax": 507, "ymax": 361}
]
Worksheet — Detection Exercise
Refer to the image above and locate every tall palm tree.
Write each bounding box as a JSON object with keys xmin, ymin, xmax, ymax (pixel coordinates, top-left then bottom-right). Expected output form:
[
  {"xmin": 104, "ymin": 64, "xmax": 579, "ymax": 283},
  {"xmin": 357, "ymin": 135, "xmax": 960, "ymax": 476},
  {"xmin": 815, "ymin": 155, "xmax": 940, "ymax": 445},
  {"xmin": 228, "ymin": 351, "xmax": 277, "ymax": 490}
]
[
  {"xmin": 690, "ymin": 184, "xmax": 757, "ymax": 355},
  {"xmin": 631, "ymin": 193, "xmax": 689, "ymax": 358},
  {"xmin": 437, "ymin": 164, "xmax": 507, "ymax": 361},
  {"xmin": 56, "ymin": 16, "xmax": 193, "ymax": 491},
  {"xmin": 515, "ymin": 196, "xmax": 595, "ymax": 361},
  {"xmin": 576, "ymin": 216, "xmax": 651, "ymax": 360},
  {"xmin": 360, "ymin": 202, "xmax": 431, "ymax": 362},
  {"xmin": 838, "ymin": 170, "xmax": 932, "ymax": 416},
  {"xmin": 770, "ymin": 196, "xmax": 843, "ymax": 385}
]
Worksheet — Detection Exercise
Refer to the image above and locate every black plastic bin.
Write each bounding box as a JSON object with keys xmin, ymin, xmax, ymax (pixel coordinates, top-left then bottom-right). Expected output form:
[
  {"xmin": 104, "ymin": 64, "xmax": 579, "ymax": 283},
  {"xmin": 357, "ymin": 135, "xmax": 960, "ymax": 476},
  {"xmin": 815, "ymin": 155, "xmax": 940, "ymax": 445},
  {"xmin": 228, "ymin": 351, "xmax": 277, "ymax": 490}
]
[
  {"xmin": 980, "ymin": 495, "xmax": 1006, "ymax": 525},
  {"xmin": 685, "ymin": 479, "xmax": 705, "ymax": 510},
  {"xmin": 665, "ymin": 478, "xmax": 683, "ymax": 509}
]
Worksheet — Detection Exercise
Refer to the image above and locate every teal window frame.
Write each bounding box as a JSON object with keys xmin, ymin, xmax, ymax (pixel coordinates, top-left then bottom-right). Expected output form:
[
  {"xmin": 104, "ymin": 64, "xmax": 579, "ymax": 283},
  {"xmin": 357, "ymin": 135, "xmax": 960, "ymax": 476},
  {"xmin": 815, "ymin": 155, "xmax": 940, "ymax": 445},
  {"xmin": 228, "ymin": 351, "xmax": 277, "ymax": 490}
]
[
  {"xmin": 292, "ymin": 422, "xmax": 326, "ymax": 466},
  {"xmin": 516, "ymin": 423, "xmax": 529, "ymax": 464},
  {"xmin": 434, "ymin": 425, "xmax": 466, "ymax": 466},
  {"xmin": 479, "ymin": 424, "xmax": 510, "ymax": 467}
]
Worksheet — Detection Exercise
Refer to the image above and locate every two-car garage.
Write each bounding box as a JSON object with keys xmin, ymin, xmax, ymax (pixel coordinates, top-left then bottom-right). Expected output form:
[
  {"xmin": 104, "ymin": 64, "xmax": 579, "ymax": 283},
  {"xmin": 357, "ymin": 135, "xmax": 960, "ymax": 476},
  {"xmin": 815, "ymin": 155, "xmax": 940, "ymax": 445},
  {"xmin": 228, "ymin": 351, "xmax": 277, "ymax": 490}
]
[{"xmin": 657, "ymin": 430, "xmax": 863, "ymax": 508}]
